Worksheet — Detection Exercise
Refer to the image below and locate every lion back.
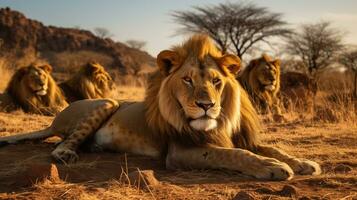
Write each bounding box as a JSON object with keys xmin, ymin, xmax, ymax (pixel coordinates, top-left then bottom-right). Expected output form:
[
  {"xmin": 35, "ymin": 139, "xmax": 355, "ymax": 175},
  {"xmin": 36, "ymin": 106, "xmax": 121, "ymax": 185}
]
[
  {"xmin": 280, "ymin": 72, "xmax": 317, "ymax": 111},
  {"xmin": 59, "ymin": 62, "xmax": 115, "ymax": 103}
]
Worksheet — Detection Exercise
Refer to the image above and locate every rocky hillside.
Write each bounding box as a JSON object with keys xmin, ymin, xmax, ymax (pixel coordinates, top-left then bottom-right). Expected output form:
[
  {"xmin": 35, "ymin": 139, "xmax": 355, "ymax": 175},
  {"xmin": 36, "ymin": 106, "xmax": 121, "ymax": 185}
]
[{"xmin": 0, "ymin": 7, "xmax": 156, "ymax": 75}]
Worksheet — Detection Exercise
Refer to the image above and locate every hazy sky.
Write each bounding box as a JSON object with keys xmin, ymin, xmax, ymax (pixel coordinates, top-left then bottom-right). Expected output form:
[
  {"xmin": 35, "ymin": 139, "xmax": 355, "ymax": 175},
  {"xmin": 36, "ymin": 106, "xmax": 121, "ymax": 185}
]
[{"xmin": 1, "ymin": 0, "xmax": 357, "ymax": 56}]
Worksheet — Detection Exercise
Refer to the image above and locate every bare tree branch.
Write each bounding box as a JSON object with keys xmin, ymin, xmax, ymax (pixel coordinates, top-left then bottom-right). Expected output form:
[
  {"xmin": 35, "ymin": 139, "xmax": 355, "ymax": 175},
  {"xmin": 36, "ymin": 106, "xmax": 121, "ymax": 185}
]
[
  {"xmin": 93, "ymin": 27, "xmax": 113, "ymax": 39},
  {"xmin": 339, "ymin": 49, "xmax": 357, "ymax": 97},
  {"xmin": 171, "ymin": 2, "xmax": 290, "ymax": 60},
  {"xmin": 286, "ymin": 22, "xmax": 344, "ymax": 78},
  {"xmin": 125, "ymin": 40, "xmax": 147, "ymax": 50}
]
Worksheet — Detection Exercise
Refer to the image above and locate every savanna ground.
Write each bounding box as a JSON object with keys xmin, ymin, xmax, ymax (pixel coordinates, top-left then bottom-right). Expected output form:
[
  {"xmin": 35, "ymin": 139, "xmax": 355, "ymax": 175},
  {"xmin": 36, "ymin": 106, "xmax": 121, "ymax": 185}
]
[{"xmin": 0, "ymin": 59, "xmax": 356, "ymax": 199}]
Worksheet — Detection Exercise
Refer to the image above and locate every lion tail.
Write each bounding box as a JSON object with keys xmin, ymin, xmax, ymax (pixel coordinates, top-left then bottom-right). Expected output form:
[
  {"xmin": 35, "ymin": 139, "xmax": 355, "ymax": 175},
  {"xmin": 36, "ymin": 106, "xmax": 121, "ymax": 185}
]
[{"xmin": 0, "ymin": 128, "xmax": 53, "ymax": 147}]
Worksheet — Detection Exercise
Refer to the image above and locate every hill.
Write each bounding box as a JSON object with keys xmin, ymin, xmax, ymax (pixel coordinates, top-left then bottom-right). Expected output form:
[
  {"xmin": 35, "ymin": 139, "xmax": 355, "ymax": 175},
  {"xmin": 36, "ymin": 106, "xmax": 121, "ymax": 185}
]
[{"xmin": 0, "ymin": 7, "xmax": 156, "ymax": 77}]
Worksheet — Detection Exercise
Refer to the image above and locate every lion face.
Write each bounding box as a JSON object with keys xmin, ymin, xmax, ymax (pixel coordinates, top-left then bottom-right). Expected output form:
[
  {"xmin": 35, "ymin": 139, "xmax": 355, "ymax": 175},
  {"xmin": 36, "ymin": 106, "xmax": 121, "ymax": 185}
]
[
  {"xmin": 173, "ymin": 57, "xmax": 224, "ymax": 131},
  {"xmin": 24, "ymin": 65, "xmax": 52, "ymax": 96},
  {"xmin": 253, "ymin": 58, "xmax": 280, "ymax": 91},
  {"xmin": 157, "ymin": 50, "xmax": 240, "ymax": 132}
]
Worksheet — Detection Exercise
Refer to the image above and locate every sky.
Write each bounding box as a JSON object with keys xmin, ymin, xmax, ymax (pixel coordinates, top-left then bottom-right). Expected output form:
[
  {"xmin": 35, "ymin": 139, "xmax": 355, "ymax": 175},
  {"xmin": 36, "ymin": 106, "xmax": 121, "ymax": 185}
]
[{"xmin": 1, "ymin": 0, "xmax": 357, "ymax": 56}]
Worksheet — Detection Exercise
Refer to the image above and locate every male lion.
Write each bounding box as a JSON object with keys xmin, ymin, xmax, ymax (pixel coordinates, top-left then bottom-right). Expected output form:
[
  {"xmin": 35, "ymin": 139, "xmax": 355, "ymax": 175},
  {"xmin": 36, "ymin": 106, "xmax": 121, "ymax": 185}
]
[
  {"xmin": 0, "ymin": 64, "xmax": 68, "ymax": 115},
  {"xmin": 0, "ymin": 35, "xmax": 320, "ymax": 180},
  {"xmin": 59, "ymin": 61, "xmax": 115, "ymax": 103},
  {"xmin": 238, "ymin": 54, "xmax": 284, "ymax": 121}
]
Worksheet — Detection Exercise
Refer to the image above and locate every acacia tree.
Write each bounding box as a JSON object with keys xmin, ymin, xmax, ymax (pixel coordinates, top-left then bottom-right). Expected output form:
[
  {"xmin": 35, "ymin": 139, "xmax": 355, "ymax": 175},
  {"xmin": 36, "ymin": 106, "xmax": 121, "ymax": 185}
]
[
  {"xmin": 93, "ymin": 27, "xmax": 113, "ymax": 39},
  {"xmin": 285, "ymin": 22, "xmax": 344, "ymax": 78},
  {"xmin": 171, "ymin": 2, "xmax": 290, "ymax": 59},
  {"xmin": 339, "ymin": 49, "xmax": 357, "ymax": 98},
  {"xmin": 126, "ymin": 40, "xmax": 147, "ymax": 50}
]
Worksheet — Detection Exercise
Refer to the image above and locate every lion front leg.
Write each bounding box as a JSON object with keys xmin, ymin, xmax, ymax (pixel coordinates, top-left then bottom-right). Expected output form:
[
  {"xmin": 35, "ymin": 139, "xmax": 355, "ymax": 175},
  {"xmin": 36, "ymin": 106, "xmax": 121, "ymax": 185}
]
[
  {"xmin": 166, "ymin": 143, "xmax": 294, "ymax": 181},
  {"xmin": 51, "ymin": 99, "xmax": 119, "ymax": 163},
  {"xmin": 257, "ymin": 145, "xmax": 321, "ymax": 175}
]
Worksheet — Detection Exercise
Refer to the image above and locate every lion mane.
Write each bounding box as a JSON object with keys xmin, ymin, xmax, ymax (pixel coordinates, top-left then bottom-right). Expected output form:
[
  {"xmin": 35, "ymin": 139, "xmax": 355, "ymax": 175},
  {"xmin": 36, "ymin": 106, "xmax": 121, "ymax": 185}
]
[
  {"xmin": 145, "ymin": 35, "xmax": 261, "ymax": 150},
  {"xmin": 5, "ymin": 64, "xmax": 68, "ymax": 115},
  {"xmin": 238, "ymin": 54, "xmax": 282, "ymax": 116},
  {"xmin": 59, "ymin": 61, "xmax": 115, "ymax": 102}
]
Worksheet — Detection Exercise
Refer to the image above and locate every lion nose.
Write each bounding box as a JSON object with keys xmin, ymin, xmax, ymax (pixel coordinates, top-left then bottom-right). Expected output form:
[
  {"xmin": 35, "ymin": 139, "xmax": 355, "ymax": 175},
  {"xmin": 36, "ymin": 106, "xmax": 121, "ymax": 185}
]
[{"xmin": 195, "ymin": 101, "xmax": 215, "ymax": 111}]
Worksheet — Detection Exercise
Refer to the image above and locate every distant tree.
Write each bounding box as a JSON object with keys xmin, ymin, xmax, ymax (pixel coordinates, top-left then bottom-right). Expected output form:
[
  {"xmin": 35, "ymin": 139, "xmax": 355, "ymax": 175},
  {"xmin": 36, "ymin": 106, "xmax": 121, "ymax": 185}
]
[
  {"xmin": 280, "ymin": 58, "xmax": 306, "ymax": 73},
  {"xmin": 172, "ymin": 2, "xmax": 290, "ymax": 59},
  {"xmin": 339, "ymin": 49, "xmax": 357, "ymax": 98},
  {"xmin": 125, "ymin": 40, "xmax": 147, "ymax": 50},
  {"xmin": 93, "ymin": 27, "xmax": 113, "ymax": 39},
  {"xmin": 285, "ymin": 22, "xmax": 344, "ymax": 78}
]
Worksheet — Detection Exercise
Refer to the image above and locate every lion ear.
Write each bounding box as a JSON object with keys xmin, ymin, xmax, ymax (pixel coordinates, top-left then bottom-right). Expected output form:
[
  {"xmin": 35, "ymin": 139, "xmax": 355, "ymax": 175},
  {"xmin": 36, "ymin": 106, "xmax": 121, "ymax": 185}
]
[
  {"xmin": 157, "ymin": 50, "xmax": 181, "ymax": 76},
  {"xmin": 86, "ymin": 62, "xmax": 101, "ymax": 73},
  {"xmin": 272, "ymin": 59, "xmax": 280, "ymax": 67},
  {"xmin": 217, "ymin": 54, "xmax": 241, "ymax": 76},
  {"xmin": 39, "ymin": 64, "xmax": 52, "ymax": 73},
  {"xmin": 262, "ymin": 54, "xmax": 271, "ymax": 62}
]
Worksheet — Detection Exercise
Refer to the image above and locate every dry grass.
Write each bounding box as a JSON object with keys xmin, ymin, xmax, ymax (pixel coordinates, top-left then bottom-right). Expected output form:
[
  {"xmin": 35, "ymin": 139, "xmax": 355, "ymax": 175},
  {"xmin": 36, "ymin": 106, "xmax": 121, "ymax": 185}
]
[
  {"xmin": 0, "ymin": 58, "xmax": 13, "ymax": 92},
  {"xmin": 282, "ymin": 90, "xmax": 356, "ymax": 123},
  {"xmin": 2, "ymin": 179, "xmax": 154, "ymax": 200},
  {"xmin": 0, "ymin": 112, "xmax": 356, "ymax": 199},
  {"xmin": 0, "ymin": 71, "xmax": 356, "ymax": 199},
  {"xmin": 112, "ymin": 85, "xmax": 146, "ymax": 101},
  {"xmin": 0, "ymin": 110, "xmax": 51, "ymax": 137},
  {"xmin": 313, "ymin": 92, "xmax": 356, "ymax": 123},
  {"xmin": 113, "ymin": 73, "xmax": 149, "ymax": 87},
  {"xmin": 281, "ymin": 70, "xmax": 356, "ymax": 123}
]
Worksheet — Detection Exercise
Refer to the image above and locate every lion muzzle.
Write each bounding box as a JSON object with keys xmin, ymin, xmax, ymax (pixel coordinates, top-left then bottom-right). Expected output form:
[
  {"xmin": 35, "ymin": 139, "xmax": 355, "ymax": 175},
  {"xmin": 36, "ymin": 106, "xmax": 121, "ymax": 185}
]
[
  {"xmin": 189, "ymin": 118, "xmax": 217, "ymax": 131},
  {"xmin": 35, "ymin": 85, "xmax": 48, "ymax": 96},
  {"xmin": 265, "ymin": 85, "xmax": 276, "ymax": 91}
]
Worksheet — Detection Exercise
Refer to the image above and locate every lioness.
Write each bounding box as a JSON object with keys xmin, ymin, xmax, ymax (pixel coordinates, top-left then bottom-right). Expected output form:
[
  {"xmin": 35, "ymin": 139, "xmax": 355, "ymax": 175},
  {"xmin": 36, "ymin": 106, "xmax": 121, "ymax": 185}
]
[{"xmin": 0, "ymin": 35, "xmax": 320, "ymax": 180}]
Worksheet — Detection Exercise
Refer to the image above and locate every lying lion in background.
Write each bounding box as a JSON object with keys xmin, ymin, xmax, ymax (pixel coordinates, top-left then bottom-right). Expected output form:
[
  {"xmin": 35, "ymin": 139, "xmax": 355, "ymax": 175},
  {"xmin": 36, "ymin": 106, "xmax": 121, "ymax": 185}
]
[
  {"xmin": 238, "ymin": 54, "xmax": 284, "ymax": 121},
  {"xmin": 0, "ymin": 34, "xmax": 320, "ymax": 181},
  {"xmin": 0, "ymin": 64, "xmax": 68, "ymax": 115},
  {"xmin": 280, "ymin": 71, "xmax": 317, "ymax": 113},
  {"xmin": 59, "ymin": 61, "xmax": 115, "ymax": 103}
]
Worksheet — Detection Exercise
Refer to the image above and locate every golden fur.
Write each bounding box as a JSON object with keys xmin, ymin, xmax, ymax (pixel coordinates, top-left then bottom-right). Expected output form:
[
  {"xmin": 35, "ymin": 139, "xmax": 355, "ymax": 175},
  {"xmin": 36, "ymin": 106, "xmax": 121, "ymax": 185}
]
[
  {"xmin": 144, "ymin": 35, "xmax": 260, "ymax": 150},
  {"xmin": 59, "ymin": 61, "xmax": 115, "ymax": 102},
  {"xmin": 238, "ymin": 54, "xmax": 283, "ymax": 120},
  {"xmin": 4, "ymin": 64, "xmax": 68, "ymax": 115},
  {"xmin": 0, "ymin": 35, "xmax": 321, "ymax": 180}
]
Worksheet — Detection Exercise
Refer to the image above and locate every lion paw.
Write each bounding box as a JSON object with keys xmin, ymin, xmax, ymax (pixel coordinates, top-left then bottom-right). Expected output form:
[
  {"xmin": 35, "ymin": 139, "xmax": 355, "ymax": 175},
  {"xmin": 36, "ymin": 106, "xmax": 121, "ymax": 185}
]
[
  {"xmin": 254, "ymin": 160, "xmax": 294, "ymax": 181},
  {"xmin": 51, "ymin": 148, "xmax": 79, "ymax": 164},
  {"xmin": 292, "ymin": 159, "xmax": 321, "ymax": 175}
]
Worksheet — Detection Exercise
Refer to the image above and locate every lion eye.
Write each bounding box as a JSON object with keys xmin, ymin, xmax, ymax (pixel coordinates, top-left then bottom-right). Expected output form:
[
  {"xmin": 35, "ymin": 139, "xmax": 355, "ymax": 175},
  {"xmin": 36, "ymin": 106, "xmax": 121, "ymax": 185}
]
[
  {"xmin": 212, "ymin": 78, "xmax": 221, "ymax": 85},
  {"xmin": 182, "ymin": 76, "xmax": 193, "ymax": 85}
]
